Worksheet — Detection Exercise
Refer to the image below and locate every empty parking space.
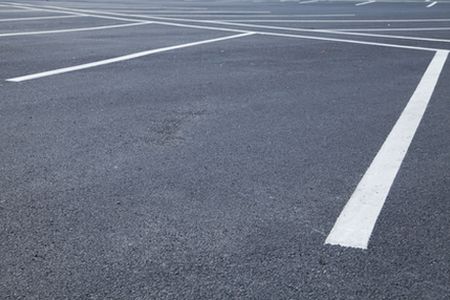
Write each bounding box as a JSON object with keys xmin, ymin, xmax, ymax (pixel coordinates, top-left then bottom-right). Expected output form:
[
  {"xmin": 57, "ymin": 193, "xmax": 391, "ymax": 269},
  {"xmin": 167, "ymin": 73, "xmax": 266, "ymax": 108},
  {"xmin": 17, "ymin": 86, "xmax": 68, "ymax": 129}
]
[{"xmin": 1, "ymin": 0, "xmax": 449, "ymax": 299}]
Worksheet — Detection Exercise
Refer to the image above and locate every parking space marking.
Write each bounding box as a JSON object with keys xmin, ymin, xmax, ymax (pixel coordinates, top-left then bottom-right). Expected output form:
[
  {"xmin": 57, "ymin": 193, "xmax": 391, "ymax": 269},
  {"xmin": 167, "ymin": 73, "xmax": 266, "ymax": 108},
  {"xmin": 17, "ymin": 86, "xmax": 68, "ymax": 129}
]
[
  {"xmin": 0, "ymin": 21, "xmax": 152, "ymax": 38},
  {"xmin": 94, "ymin": 10, "xmax": 273, "ymax": 14},
  {"xmin": 0, "ymin": 9, "xmax": 36, "ymax": 12},
  {"xmin": 356, "ymin": 1, "xmax": 375, "ymax": 7},
  {"xmin": 427, "ymin": 2, "xmax": 438, "ymax": 8},
  {"xmin": 335, "ymin": 27, "xmax": 450, "ymax": 32},
  {"xmin": 0, "ymin": 15, "xmax": 81, "ymax": 22},
  {"xmin": 136, "ymin": 14, "xmax": 356, "ymax": 18},
  {"xmin": 217, "ymin": 18, "xmax": 450, "ymax": 23},
  {"xmin": 6, "ymin": 32, "xmax": 255, "ymax": 82},
  {"xmin": 316, "ymin": 28, "xmax": 450, "ymax": 43},
  {"xmin": 325, "ymin": 50, "xmax": 449, "ymax": 249},
  {"xmin": 2, "ymin": 3, "xmax": 150, "ymax": 22},
  {"xmin": 299, "ymin": 0, "xmax": 319, "ymax": 4},
  {"xmin": 8, "ymin": 3, "xmax": 444, "ymax": 52},
  {"xmin": 145, "ymin": 19, "xmax": 447, "ymax": 50},
  {"xmin": 4, "ymin": 1, "xmax": 450, "ymax": 251}
]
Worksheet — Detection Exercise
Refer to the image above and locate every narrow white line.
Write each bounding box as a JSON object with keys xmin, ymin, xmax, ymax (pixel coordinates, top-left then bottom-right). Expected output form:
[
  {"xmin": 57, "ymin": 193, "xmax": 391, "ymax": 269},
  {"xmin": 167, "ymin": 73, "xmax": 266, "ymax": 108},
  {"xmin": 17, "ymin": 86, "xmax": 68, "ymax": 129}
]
[
  {"xmin": 3, "ymin": 3, "xmax": 147, "ymax": 22},
  {"xmin": 253, "ymin": 30, "xmax": 441, "ymax": 52},
  {"xmin": 355, "ymin": 0, "xmax": 375, "ymax": 6},
  {"xmin": 0, "ymin": 9, "xmax": 36, "ymax": 12},
  {"xmin": 299, "ymin": 0, "xmax": 319, "ymax": 4},
  {"xmin": 3, "ymin": 3, "xmax": 85, "ymax": 16},
  {"xmin": 218, "ymin": 18, "xmax": 450, "ymax": 23},
  {"xmin": 318, "ymin": 28, "xmax": 450, "ymax": 43},
  {"xmin": 97, "ymin": 10, "xmax": 272, "ymax": 13},
  {"xmin": 7, "ymin": 3, "xmax": 444, "ymax": 52},
  {"xmin": 427, "ymin": 1, "xmax": 437, "ymax": 7},
  {"xmin": 0, "ymin": 21, "xmax": 152, "ymax": 37},
  {"xmin": 131, "ymin": 14, "xmax": 356, "ymax": 18},
  {"xmin": 325, "ymin": 50, "xmax": 449, "ymax": 249},
  {"xmin": 176, "ymin": 18, "xmax": 450, "ymax": 45},
  {"xmin": 0, "ymin": 15, "xmax": 80, "ymax": 22},
  {"xmin": 335, "ymin": 27, "xmax": 450, "ymax": 32},
  {"xmin": 6, "ymin": 32, "xmax": 255, "ymax": 82},
  {"xmin": 10, "ymin": 4, "xmax": 450, "ymax": 24}
]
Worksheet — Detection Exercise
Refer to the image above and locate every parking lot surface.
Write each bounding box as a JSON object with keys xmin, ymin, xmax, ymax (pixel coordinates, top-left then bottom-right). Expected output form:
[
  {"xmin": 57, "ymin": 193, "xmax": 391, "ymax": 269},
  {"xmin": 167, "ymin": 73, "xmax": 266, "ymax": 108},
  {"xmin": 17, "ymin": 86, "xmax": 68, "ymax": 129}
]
[{"xmin": 1, "ymin": 0, "xmax": 449, "ymax": 299}]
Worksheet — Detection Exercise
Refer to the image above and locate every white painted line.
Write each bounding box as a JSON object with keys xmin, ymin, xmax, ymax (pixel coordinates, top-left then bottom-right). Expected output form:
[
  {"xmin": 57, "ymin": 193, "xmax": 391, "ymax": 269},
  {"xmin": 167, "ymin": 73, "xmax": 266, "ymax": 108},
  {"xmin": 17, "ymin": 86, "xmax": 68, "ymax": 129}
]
[
  {"xmin": 6, "ymin": 32, "xmax": 255, "ymax": 82},
  {"xmin": 3, "ymin": 3, "xmax": 146, "ymax": 22},
  {"xmin": 0, "ymin": 15, "xmax": 80, "ymax": 22},
  {"xmin": 153, "ymin": 19, "xmax": 443, "ymax": 51},
  {"xmin": 11, "ymin": 3, "xmax": 450, "ymax": 24},
  {"xmin": 335, "ymin": 27, "xmax": 450, "ymax": 32},
  {"xmin": 8, "ymin": 3, "xmax": 444, "ymax": 52},
  {"xmin": 155, "ymin": 18, "xmax": 450, "ymax": 48},
  {"xmin": 133, "ymin": 14, "xmax": 356, "ymax": 18},
  {"xmin": 253, "ymin": 30, "xmax": 442, "ymax": 52},
  {"xmin": 0, "ymin": 21, "xmax": 152, "ymax": 37},
  {"xmin": 317, "ymin": 28, "xmax": 450, "ymax": 43},
  {"xmin": 355, "ymin": 1, "xmax": 375, "ymax": 6},
  {"xmin": 3, "ymin": 3, "xmax": 86, "ymax": 16},
  {"xmin": 218, "ymin": 18, "xmax": 450, "ymax": 23},
  {"xmin": 0, "ymin": 9, "xmax": 36, "ymax": 12},
  {"xmin": 98, "ymin": 10, "xmax": 272, "ymax": 14},
  {"xmin": 299, "ymin": 0, "xmax": 319, "ymax": 4},
  {"xmin": 325, "ymin": 50, "xmax": 449, "ymax": 249},
  {"xmin": 427, "ymin": 1, "xmax": 438, "ymax": 7}
]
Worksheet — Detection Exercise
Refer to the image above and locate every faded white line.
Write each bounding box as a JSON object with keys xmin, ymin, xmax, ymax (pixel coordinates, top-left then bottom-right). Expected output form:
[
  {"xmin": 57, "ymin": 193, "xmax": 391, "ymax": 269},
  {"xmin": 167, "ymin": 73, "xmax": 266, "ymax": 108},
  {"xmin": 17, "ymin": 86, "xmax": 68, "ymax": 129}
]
[
  {"xmin": 6, "ymin": 32, "xmax": 255, "ymax": 82},
  {"xmin": 427, "ymin": 1, "xmax": 437, "ymax": 7},
  {"xmin": 356, "ymin": 0, "xmax": 375, "ymax": 6},
  {"xmin": 325, "ymin": 50, "xmax": 449, "ymax": 249},
  {"xmin": 0, "ymin": 15, "xmax": 80, "ymax": 22},
  {"xmin": 0, "ymin": 21, "xmax": 152, "ymax": 37}
]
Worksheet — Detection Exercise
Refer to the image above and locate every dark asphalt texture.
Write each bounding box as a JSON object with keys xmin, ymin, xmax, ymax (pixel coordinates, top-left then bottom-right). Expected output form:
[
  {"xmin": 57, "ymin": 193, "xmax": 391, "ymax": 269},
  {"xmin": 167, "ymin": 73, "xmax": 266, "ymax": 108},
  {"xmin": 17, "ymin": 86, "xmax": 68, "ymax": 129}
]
[{"xmin": 1, "ymin": 0, "xmax": 449, "ymax": 299}]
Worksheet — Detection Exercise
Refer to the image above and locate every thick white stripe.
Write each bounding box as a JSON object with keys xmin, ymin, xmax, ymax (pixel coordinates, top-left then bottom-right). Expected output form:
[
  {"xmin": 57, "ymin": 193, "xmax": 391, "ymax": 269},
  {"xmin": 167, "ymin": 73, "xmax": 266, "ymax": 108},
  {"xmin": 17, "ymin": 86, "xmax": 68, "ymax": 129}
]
[
  {"xmin": 325, "ymin": 50, "xmax": 449, "ymax": 249},
  {"xmin": 0, "ymin": 22, "xmax": 152, "ymax": 37},
  {"xmin": 6, "ymin": 32, "xmax": 255, "ymax": 82},
  {"xmin": 427, "ymin": 2, "xmax": 438, "ymax": 8}
]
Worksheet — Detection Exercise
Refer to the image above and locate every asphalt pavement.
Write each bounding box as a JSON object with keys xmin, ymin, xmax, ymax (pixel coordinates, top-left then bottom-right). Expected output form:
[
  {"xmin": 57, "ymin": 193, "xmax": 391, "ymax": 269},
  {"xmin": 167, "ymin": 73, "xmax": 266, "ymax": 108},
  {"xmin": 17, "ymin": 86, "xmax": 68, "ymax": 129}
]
[{"xmin": 0, "ymin": 0, "xmax": 449, "ymax": 299}]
